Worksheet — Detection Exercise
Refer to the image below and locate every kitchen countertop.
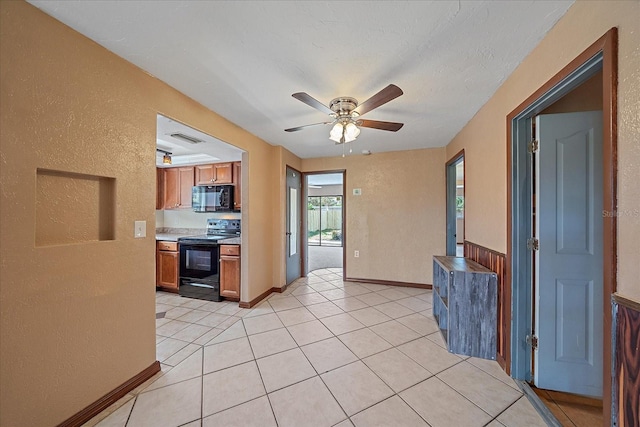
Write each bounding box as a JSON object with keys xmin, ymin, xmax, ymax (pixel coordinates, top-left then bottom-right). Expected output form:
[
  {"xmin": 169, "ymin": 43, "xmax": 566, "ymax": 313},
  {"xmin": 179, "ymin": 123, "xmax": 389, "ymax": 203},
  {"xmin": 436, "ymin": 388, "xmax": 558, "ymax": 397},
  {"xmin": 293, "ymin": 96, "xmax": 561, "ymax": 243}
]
[
  {"xmin": 156, "ymin": 233, "xmax": 197, "ymax": 242},
  {"xmin": 218, "ymin": 237, "xmax": 241, "ymax": 245}
]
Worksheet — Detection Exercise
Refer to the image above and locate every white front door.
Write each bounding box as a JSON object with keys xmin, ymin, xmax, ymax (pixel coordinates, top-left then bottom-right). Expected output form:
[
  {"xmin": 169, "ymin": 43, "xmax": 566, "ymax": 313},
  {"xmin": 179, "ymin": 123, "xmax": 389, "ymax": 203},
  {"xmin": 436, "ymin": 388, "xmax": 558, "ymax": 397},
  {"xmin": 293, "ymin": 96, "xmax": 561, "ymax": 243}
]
[{"xmin": 534, "ymin": 111, "xmax": 603, "ymax": 397}]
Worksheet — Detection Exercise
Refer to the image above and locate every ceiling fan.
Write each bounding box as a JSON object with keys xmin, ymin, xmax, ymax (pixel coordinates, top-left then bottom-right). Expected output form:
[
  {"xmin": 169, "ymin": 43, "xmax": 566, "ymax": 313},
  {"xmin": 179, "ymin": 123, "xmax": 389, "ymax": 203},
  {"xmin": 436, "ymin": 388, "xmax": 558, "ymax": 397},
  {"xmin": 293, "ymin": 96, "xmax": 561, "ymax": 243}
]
[{"xmin": 285, "ymin": 84, "xmax": 404, "ymax": 144}]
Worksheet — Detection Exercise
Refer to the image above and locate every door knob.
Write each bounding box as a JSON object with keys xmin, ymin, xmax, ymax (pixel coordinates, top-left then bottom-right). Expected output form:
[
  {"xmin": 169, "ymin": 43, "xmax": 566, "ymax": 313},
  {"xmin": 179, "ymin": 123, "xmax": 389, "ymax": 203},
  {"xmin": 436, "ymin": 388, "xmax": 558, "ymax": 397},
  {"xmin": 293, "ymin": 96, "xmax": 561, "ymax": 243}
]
[{"xmin": 285, "ymin": 232, "xmax": 292, "ymax": 236}]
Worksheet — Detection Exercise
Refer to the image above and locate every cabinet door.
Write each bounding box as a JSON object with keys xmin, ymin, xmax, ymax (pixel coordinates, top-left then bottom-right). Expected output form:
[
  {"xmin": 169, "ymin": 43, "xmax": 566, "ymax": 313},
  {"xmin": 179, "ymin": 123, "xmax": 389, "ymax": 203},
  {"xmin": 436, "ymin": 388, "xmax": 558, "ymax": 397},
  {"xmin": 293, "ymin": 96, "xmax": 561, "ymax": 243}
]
[
  {"xmin": 157, "ymin": 250, "xmax": 179, "ymax": 290},
  {"xmin": 220, "ymin": 254, "xmax": 240, "ymax": 299},
  {"xmin": 178, "ymin": 167, "xmax": 194, "ymax": 208},
  {"xmin": 156, "ymin": 168, "xmax": 164, "ymax": 210},
  {"xmin": 214, "ymin": 163, "xmax": 233, "ymax": 184},
  {"xmin": 195, "ymin": 164, "xmax": 215, "ymax": 185},
  {"xmin": 233, "ymin": 162, "xmax": 241, "ymax": 210},
  {"xmin": 163, "ymin": 168, "xmax": 179, "ymax": 209}
]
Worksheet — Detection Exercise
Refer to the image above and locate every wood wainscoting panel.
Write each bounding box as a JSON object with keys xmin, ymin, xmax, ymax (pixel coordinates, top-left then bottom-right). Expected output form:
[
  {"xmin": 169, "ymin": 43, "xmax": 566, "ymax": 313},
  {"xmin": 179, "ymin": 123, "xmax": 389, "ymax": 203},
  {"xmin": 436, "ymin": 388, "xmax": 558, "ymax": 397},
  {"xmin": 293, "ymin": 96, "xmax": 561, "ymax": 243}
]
[
  {"xmin": 464, "ymin": 241, "xmax": 509, "ymax": 373},
  {"xmin": 612, "ymin": 294, "xmax": 640, "ymax": 427}
]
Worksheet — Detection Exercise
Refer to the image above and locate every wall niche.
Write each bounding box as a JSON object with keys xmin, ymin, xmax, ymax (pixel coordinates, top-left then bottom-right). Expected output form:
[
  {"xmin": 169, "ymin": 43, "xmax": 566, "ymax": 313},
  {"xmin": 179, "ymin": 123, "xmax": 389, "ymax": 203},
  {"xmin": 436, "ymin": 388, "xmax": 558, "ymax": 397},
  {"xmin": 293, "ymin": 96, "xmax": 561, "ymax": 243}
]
[{"xmin": 36, "ymin": 169, "xmax": 115, "ymax": 246}]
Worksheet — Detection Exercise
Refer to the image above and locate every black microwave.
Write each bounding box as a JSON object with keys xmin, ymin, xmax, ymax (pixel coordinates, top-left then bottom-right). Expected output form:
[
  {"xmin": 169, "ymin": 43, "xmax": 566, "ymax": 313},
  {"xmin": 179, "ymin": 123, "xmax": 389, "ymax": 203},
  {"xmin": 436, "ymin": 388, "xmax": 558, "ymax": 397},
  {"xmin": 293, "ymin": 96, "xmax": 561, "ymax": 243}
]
[{"xmin": 192, "ymin": 185, "xmax": 234, "ymax": 212}]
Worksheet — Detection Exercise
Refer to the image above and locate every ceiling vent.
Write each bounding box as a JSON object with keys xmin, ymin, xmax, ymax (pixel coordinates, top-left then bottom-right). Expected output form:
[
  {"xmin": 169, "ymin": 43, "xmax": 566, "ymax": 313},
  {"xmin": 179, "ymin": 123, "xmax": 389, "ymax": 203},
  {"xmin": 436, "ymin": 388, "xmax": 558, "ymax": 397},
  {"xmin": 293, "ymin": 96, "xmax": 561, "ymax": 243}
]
[{"xmin": 169, "ymin": 133, "xmax": 204, "ymax": 144}]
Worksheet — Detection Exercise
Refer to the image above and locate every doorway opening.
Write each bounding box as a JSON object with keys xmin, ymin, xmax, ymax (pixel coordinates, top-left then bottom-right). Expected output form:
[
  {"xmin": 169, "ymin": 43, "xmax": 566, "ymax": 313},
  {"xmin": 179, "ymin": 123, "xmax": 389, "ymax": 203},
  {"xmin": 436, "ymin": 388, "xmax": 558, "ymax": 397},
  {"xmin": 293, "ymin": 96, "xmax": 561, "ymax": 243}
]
[
  {"xmin": 507, "ymin": 29, "xmax": 617, "ymax": 424},
  {"xmin": 446, "ymin": 150, "xmax": 464, "ymax": 257},
  {"xmin": 304, "ymin": 172, "xmax": 345, "ymax": 275}
]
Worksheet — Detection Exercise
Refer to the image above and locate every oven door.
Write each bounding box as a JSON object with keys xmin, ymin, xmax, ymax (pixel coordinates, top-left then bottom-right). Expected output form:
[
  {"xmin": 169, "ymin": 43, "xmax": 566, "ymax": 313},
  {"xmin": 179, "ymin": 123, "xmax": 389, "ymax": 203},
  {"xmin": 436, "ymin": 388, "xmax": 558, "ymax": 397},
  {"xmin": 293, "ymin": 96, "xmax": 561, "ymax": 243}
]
[{"xmin": 179, "ymin": 243, "xmax": 221, "ymax": 301}]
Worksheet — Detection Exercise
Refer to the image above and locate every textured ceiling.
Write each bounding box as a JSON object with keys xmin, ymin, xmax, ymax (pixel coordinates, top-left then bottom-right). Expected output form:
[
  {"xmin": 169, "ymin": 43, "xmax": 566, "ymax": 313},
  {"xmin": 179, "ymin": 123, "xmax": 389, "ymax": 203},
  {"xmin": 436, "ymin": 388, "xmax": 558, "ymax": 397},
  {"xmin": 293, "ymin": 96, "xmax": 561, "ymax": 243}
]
[{"xmin": 28, "ymin": 0, "xmax": 573, "ymax": 159}]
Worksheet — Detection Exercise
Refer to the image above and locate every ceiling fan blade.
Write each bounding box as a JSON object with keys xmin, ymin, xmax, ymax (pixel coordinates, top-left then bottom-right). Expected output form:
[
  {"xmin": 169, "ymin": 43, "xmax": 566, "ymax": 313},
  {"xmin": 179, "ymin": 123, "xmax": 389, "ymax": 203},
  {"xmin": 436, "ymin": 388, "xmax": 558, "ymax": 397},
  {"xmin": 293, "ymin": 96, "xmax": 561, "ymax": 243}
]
[
  {"xmin": 291, "ymin": 92, "xmax": 333, "ymax": 115},
  {"xmin": 285, "ymin": 122, "xmax": 332, "ymax": 132},
  {"xmin": 354, "ymin": 84, "xmax": 403, "ymax": 116},
  {"xmin": 358, "ymin": 119, "xmax": 404, "ymax": 132}
]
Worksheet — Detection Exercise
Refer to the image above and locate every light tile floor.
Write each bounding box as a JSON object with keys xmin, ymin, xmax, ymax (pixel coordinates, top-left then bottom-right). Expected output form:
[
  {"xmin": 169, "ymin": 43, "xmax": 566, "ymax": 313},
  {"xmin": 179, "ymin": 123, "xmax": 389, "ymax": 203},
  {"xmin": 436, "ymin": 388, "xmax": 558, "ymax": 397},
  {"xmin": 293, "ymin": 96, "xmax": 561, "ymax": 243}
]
[{"xmin": 85, "ymin": 268, "xmax": 548, "ymax": 427}]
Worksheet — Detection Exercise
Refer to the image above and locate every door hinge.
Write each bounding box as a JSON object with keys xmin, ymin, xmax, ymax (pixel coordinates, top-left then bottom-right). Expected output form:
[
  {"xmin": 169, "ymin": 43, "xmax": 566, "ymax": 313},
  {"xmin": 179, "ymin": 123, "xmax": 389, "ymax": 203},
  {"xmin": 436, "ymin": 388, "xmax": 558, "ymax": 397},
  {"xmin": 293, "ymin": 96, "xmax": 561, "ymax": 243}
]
[
  {"xmin": 526, "ymin": 238, "xmax": 540, "ymax": 251},
  {"xmin": 526, "ymin": 334, "xmax": 539, "ymax": 350},
  {"xmin": 527, "ymin": 139, "xmax": 539, "ymax": 153}
]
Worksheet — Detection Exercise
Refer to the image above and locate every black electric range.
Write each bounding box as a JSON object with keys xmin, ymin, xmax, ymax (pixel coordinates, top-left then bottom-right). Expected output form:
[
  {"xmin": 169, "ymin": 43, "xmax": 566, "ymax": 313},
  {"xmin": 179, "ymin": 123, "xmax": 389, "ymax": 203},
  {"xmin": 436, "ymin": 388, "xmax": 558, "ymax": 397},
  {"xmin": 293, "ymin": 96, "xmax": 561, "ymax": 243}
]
[{"xmin": 177, "ymin": 219, "xmax": 240, "ymax": 301}]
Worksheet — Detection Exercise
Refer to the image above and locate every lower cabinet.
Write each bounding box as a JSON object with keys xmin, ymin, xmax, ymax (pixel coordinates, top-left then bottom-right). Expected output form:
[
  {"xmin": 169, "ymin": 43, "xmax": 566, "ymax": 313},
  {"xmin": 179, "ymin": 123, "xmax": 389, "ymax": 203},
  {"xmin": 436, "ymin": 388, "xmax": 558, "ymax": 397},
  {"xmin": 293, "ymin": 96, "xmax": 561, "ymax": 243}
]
[
  {"xmin": 220, "ymin": 245, "xmax": 240, "ymax": 300},
  {"xmin": 157, "ymin": 241, "xmax": 179, "ymax": 292},
  {"xmin": 433, "ymin": 255, "xmax": 497, "ymax": 360}
]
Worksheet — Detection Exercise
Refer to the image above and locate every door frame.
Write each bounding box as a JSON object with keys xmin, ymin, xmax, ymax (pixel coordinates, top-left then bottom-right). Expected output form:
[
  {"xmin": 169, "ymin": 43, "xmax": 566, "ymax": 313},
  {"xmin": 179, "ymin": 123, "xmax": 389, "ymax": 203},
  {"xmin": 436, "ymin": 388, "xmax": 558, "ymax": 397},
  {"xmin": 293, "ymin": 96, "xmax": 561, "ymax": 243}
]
[
  {"xmin": 285, "ymin": 165, "xmax": 303, "ymax": 285},
  {"xmin": 446, "ymin": 150, "xmax": 465, "ymax": 256},
  {"xmin": 506, "ymin": 28, "xmax": 617, "ymax": 424},
  {"xmin": 301, "ymin": 170, "xmax": 346, "ymax": 279}
]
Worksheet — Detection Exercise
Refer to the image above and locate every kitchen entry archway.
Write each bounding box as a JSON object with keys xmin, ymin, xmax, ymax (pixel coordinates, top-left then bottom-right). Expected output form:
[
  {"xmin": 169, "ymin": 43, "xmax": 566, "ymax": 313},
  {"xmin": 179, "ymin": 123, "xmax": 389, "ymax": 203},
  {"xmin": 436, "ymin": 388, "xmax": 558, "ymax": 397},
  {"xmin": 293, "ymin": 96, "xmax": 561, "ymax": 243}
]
[
  {"xmin": 303, "ymin": 171, "xmax": 346, "ymax": 277},
  {"xmin": 507, "ymin": 28, "xmax": 617, "ymax": 424}
]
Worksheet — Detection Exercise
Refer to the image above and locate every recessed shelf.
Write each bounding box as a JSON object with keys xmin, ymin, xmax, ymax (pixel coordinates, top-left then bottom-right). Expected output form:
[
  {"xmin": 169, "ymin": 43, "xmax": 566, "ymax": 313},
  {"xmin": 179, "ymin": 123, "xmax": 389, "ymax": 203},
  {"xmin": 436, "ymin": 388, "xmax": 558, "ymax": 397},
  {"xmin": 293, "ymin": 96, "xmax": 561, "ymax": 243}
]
[{"xmin": 36, "ymin": 169, "xmax": 115, "ymax": 246}]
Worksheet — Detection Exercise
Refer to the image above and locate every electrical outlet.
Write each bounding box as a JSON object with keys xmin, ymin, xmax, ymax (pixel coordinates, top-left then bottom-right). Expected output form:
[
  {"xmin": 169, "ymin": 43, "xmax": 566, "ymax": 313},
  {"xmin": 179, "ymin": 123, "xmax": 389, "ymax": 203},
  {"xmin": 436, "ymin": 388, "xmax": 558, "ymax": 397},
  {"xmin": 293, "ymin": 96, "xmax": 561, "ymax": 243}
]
[
  {"xmin": 354, "ymin": 250, "xmax": 359, "ymax": 258},
  {"xmin": 134, "ymin": 220, "xmax": 146, "ymax": 238}
]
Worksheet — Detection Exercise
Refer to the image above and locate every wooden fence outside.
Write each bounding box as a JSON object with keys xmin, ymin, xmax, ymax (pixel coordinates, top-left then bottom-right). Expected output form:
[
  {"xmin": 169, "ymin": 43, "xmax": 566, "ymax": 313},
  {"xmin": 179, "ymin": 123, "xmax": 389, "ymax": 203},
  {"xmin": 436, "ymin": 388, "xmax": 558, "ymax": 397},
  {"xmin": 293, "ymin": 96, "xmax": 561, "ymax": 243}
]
[{"xmin": 308, "ymin": 209, "xmax": 342, "ymax": 231}]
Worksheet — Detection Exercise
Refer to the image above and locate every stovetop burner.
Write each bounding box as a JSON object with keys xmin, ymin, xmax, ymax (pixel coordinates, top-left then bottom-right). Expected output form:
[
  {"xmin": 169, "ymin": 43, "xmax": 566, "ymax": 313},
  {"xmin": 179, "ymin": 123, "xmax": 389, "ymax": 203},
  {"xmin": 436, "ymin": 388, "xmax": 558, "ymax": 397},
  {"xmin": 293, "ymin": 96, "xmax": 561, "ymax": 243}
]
[{"xmin": 177, "ymin": 219, "xmax": 240, "ymax": 245}]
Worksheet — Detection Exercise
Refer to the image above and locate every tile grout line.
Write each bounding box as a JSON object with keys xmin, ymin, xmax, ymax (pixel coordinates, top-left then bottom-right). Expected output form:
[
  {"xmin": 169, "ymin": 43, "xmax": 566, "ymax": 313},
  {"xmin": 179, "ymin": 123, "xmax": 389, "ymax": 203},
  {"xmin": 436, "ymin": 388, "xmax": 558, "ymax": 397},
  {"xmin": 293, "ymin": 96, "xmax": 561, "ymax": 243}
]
[{"xmin": 155, "ymin": 275, "xmax": 511, "ymax": 427}]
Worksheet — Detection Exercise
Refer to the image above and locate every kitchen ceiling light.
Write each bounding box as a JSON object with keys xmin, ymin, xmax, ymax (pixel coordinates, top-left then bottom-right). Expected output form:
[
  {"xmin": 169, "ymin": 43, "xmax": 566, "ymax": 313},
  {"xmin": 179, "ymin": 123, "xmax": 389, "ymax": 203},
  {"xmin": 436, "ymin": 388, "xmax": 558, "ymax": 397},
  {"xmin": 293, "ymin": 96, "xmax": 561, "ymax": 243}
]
[{"xmin": 157, "ymin": 148, "xmax": 172, "ymax": 165}]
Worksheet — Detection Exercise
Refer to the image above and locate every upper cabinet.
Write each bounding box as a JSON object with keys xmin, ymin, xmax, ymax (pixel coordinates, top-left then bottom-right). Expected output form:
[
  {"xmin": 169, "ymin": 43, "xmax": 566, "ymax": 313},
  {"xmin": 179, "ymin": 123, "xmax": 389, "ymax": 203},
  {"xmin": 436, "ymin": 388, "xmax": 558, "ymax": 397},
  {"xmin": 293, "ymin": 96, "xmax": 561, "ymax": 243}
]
[
  {"xmin": 159, "ymin": 162, "xmax": 241, "ymax": 211},
  {"xmin": 163, "ymin": 167, "xmax": 194, "ymax": 209},
  {"xmin": 233, "ymin": 162, "xmax": 241, "ymax": 211},
  {"xmin": 195, "ymin": 163, "xmax": 233, "ymax": 185}
]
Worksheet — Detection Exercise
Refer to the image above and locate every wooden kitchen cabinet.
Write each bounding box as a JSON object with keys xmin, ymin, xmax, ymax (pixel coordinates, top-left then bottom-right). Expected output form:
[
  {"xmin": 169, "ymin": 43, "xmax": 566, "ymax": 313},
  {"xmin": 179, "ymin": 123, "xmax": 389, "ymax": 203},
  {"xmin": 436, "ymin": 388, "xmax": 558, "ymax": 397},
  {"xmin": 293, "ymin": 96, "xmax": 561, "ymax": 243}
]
[
  {"xmin": 220, "ymin": 245, "xmax": 240, "ymax": 300},
  {"xmin": 156, "ymin": 168, "xmax": 164, "ymax": 210},
  {"xmin": 157, "ymin": 241, "xmax": 179, "ymax": 291},
  {"xmin": 233, "ymin": 162, "xmax": 241, "ymax": 211},
  {"xmin": 163, "ymin": 167, "xmax": 194, "ymax": 209},
  {"xmin": 195, "ymin": 162, "xmax": 233, "ymax": 185}
]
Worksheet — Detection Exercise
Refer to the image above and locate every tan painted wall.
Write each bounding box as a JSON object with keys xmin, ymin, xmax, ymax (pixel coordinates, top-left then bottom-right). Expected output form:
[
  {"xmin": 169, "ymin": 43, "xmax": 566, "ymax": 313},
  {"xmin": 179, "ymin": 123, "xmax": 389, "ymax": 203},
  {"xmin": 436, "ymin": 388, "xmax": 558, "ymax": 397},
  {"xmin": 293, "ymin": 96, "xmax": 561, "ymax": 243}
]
[
  {"xmin": 445, "ymin": 1, "xmax": 640, "ymax": 301},
  {"xmin": 302, "ymin": 148, "xmax": 446, "ymax": 284},
  {"xmin": 0, "ymin": 2, "xmax": 280, "ymax": 425}
]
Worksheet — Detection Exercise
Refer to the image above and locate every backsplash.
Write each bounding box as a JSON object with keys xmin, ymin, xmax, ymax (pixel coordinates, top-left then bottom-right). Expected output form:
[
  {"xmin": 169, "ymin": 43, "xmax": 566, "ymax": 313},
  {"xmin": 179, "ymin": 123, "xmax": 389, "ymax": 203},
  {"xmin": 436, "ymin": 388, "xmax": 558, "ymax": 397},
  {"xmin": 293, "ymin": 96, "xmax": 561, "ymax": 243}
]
[{"xmin": 156, "ymin": 209, "xmax": 241, "ymax": 229}]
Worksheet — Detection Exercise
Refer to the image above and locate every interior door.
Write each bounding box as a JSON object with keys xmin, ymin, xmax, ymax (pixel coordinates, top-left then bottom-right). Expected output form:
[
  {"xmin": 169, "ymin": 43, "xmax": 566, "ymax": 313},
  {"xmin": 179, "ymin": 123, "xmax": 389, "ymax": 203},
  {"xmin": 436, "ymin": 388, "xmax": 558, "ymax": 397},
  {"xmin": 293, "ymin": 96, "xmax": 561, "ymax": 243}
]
[
  {"xmin": 286, "ymin": 167, "xmax": 301, "ymax": 284},
  {"xmin": 534, "ymin": 111, "xmax": 603, "ymax": 397},
  {"xmin": 445, "ymin": 153, "xmax": 463, "ymax": 256}
]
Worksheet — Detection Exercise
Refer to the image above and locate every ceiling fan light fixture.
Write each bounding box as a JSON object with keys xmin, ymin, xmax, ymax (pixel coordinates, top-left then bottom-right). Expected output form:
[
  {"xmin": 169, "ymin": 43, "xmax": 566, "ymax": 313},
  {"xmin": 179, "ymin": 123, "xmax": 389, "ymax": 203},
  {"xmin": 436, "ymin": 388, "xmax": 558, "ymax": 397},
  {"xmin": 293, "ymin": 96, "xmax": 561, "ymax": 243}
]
[
  {"xmin": 329, "ymin": 123, "xmax": 343, "ymax": 143},
  {"xmin": 345, "ymin": 122, "xmax": 360, "ymax": 140}
]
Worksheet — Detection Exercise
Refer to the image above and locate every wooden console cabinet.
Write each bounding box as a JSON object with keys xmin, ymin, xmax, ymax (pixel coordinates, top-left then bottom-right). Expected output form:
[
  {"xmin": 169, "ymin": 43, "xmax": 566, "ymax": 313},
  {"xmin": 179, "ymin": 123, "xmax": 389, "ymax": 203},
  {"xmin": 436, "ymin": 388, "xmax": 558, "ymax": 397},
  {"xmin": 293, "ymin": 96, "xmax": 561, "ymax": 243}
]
[
  {"xmin": 220, "ymin": 244, "xmax": 240, "ymax": 300},
  {"xmin": 433, "ymin": 256, "xmax": 497, "ymax": 360},
  {"xmin": 157, "ymin": 241, "xmax": 179, "ymax": 291}
]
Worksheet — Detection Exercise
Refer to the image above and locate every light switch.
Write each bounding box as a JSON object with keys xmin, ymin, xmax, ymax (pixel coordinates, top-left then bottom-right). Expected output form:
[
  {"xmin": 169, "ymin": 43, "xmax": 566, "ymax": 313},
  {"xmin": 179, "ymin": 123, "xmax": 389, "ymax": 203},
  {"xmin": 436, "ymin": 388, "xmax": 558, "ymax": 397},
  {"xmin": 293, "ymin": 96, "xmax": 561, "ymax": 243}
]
[
  {"xmin": 353, "ymin": 188, "xmax": 362, "ymax": 196},
  {"xmin": 134, "ymin": 220, "xmax": 146, "ymax": 238}
]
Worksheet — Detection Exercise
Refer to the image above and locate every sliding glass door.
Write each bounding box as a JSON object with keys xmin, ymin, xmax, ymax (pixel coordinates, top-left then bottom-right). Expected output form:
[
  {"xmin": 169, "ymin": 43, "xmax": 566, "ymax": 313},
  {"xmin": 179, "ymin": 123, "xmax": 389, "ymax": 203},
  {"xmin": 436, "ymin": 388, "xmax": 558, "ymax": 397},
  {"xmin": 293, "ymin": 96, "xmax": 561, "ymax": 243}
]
[{"xmin": 307, "ymin": 195, "xmax": 342, "ymax": 247}]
